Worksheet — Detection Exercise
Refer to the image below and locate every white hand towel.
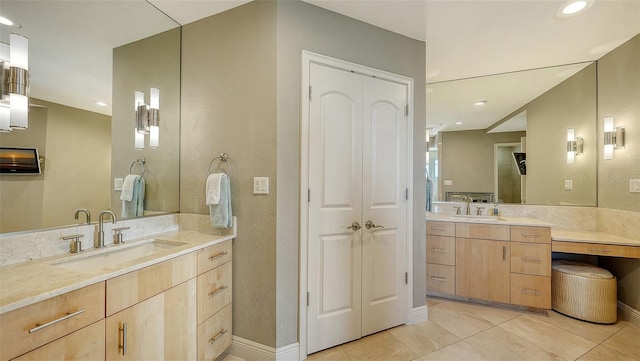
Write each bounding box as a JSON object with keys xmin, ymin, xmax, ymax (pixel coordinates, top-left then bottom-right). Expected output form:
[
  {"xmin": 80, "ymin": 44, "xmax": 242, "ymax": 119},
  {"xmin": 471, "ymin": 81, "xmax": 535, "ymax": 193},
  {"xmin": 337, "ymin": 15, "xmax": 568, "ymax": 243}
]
[
  {"xmin": 120, "ymin": 174, "xmax": 140, "ymax": 202},
  {"xmin": 206, "ymin": 173, "xmax": 223, "ymax": 205}
]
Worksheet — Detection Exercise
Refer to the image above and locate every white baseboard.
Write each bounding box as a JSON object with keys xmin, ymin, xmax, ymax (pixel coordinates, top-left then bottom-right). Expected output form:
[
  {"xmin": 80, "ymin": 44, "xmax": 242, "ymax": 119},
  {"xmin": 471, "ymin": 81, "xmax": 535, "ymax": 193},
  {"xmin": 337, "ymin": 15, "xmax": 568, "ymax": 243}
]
[
  {"xmin": 276, "ymin": 342, "xmax": 300, "ymax": 361},
  {"xmin": 408, "ymin": 305, "xmax": 428, "ymax": 325},
  {"xmin": 617, "ymin": 301, "xmax": 640, "ymax": 328},
  {"xmin": 228, "ymin": 337, "xmax": 300, "ymax": 361}
]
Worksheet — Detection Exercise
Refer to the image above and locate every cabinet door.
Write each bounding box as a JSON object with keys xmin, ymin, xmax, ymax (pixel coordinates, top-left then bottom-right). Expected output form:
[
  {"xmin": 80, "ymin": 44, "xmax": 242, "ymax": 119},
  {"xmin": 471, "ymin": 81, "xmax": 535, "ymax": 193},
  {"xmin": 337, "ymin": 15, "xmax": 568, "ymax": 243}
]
[
  {"xmin": 11, "ymin": 320, "xmax": 105, "ymax": 361},
  {"xmin": 456, "ymin": 238, "xmax": 510, "ymax": 303},
  {"xmin": 106, "ymin": 279, "xmax": 196, "ymax": 360}
]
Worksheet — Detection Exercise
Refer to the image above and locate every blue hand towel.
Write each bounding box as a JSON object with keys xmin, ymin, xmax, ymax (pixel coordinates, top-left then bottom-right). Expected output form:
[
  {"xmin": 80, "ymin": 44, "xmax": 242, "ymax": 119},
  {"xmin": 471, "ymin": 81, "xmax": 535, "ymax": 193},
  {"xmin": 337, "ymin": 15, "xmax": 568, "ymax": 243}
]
[
  {"xmin": 209, "ymin": 173, "xmax": 233, "ymax": 228},
  {"xmin": 122, "ymin": 176, "xmax": 145, "ymax": 218}
]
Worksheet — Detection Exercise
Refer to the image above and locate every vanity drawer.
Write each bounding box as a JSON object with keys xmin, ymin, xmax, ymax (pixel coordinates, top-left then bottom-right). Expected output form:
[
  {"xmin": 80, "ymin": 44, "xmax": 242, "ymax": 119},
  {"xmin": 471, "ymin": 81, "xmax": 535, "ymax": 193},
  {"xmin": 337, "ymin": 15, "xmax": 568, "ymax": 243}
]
[
  {"xmin": 0, "ymin": 283, "xmax": 105, "ymax": 361},
  {"xmin": 455, "ymin": 223, "xmax": 510, "ymax": 241},
  {"xmin": 106, "ymin": 252, "xmax": 197, "ymax": 316},
  {"xmin": 511, "ymin": 242, "xmax": 551, "ymax": 276},
  {"xmin": 197, "ymin": 304, "xmax": 232, "ymax": 361},
  {"xmin": 551, "ymin": 241, "xmax": 640, "ymax": 258},
  {"xmin": 426, "ymin": 263, "xmax": 455, "ymax": 295},
  {"xmin": 197, "ymin": 261, "xmax": 232, "ymax": 325},
  {"xmin": 510, "ymin": 273, "xmax": 551, "ymax": 309},
  {"xmin": 426, "ymin": 236, "xmax": 455, "ymax": 265},
  {"xmin": 197, "ymin": 240, "xmax": 233, "ymax": 275},
  {"xmin": 426, "ymin": 221, "xmax": 455, "ymax": 237},
  {"xmin": 511, "ymin": 226, "xmax": 551, "ymax": 244}
]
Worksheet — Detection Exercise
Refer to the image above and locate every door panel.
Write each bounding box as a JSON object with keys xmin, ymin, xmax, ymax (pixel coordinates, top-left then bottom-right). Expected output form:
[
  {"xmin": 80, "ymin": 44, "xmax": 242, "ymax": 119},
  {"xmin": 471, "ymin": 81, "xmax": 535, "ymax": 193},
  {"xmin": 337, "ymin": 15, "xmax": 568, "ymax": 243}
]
[{"xmin": 319, "ymin": 234, "xmax": 355, "ymax": 315}]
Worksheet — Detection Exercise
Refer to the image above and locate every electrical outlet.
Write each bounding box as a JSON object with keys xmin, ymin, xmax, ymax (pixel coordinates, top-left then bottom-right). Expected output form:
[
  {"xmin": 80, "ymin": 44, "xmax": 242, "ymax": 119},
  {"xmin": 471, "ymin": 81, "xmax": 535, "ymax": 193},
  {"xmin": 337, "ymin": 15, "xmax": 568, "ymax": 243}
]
[
  {"xmin": 253, "ymin": 177, "xmax": 269, "ymax": 194},
  {"xmin": 630, "ymin": 179, "xmax": 640, "ymax": 193},
  {"xmin": 444, "ymin": 180, "xmax": 453, "ymax": 186},
  {"xmin": 564, "ymin": 180, "xmax": 573, "ymax": 190},
  {"xmin": 114, "ymin": 177, "xmax": 124, "ymax": 191}
]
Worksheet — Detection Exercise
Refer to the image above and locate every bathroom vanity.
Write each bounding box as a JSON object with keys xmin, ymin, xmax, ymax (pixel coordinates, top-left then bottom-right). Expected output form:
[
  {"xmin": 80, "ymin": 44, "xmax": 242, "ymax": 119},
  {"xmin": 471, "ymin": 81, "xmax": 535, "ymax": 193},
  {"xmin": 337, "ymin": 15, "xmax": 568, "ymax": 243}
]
[
  {"xmin": 426, "ymin": 214, "xmax": 552, "ymax": 310},
  {"xmin": 0, "ymin": 230, "xmax": 233, "ymax": 361}
]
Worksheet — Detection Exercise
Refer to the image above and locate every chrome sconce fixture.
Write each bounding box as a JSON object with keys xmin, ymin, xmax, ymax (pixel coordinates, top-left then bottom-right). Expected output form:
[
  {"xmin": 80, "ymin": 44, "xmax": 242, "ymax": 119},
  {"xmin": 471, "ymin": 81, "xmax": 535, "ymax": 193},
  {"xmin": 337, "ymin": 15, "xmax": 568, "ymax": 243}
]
[
  {"xmin": 134, "ymin": 88, "xmax": 159, "ymax": 149},
  {"xmin": 0, "ymin": 33, "xmax": 29, "ymax": 132},
  {"xmin": 603, "ymin": 116, "xmax": 624, "ymax": 160},
  {"xmin": 566, "ymin": 128, "xmax": 583, "ymax": 164}
]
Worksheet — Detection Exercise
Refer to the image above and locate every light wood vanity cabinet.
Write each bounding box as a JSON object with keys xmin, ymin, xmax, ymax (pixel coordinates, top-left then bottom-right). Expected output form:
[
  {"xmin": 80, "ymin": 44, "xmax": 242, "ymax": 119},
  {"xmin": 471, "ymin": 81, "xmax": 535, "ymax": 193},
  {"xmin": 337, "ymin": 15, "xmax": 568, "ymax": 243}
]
[
  {"xmin": 426, "ymin": 220, "xmax": 551, "ymax": 309},
  {"xmin": 0, "ymin": 283, "xmax": 105, "ymax": 361},
  {"xmin": 11, "ymin": 321, "xmax": 105, "ymax": 361},
  {"xmin": 196, "ymin": 241, "xmax": 233, "ymax": 361}
]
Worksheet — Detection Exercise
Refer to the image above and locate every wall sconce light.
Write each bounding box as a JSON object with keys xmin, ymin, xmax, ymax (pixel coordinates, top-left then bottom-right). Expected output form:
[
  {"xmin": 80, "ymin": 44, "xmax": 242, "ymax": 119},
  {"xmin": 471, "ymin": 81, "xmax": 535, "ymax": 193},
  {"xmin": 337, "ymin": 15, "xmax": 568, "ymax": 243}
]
[
  {"xmin": 0, "ymin": 33, "xmax": 29, "ymax": 132},
  {"xmin": 603, "ymin": 116, "xmax": 624, "ymax": 160},
  {"xmin": 134, "ymin": 88, "xmax": 160, "ymax": 149},
  {"xmin": 566, "ymin": 128, "xmax": 583, "ymax": 164}
]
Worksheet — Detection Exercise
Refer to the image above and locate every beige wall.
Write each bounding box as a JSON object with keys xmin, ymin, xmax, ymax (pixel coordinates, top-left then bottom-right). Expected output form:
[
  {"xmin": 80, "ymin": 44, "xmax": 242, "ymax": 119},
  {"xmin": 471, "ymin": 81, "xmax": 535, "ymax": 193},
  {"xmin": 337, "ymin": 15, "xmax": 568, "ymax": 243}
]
[
  {"xmin": 441, "ymin": 130, "xmax": 525, "ymax": 198},
  {"xmin": 596, "ymin": 35, "xmax": 639, "ymax": 311},
  {"xmin": 181, "ymin": 1, "xmax": 278, "ymax": 347},
  {"xmin": 112, "ymin": 28, "xmax": 181, "ymax": 219},
  {"xmin": 526, "ymin": 64, "xmax": 597, "ymax": 206},
  {"xmin": 0, "ymin": 101, "xmax": 110, "ymax": 233}
]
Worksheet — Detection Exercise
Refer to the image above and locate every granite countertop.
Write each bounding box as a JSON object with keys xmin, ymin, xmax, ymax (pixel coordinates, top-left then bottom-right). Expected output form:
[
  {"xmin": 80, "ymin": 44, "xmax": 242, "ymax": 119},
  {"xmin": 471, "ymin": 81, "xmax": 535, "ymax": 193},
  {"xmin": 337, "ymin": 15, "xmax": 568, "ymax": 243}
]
[
  {"xmin": 551, "ymin": 229, "xmax": 640, "ymax": 247},
  {"xmin": 426, "ymin": 212, "xmax": 553, "ymax": 227},
  {"xmin": 0, "ymin": 230, "xmax": 234, "ymax": 315}
]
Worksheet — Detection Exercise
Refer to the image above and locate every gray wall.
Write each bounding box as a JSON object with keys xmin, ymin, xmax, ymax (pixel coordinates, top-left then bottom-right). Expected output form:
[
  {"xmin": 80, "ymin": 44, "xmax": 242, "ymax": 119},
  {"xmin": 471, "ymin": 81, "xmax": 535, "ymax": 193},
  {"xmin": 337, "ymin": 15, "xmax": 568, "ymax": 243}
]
[
  {"xmin": 276, "ymin": 0, "xmax": 426, "ymax": 347},
  {"xmin": 181, "ymin": 1, "xmax": 278, "ymax": 347}
]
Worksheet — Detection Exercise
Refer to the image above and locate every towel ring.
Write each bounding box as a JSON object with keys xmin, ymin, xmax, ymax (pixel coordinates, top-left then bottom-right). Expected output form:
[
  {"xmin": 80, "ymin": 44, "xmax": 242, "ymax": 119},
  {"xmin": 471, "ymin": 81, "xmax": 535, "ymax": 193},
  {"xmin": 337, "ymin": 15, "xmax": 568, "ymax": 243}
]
[
  {"xmin": 208, "ymin": 153, "xmax": 231, "ymax": 175},
  {"xmin": 129, "ymin": 158, "xmax": 146, "ymax": 177}
]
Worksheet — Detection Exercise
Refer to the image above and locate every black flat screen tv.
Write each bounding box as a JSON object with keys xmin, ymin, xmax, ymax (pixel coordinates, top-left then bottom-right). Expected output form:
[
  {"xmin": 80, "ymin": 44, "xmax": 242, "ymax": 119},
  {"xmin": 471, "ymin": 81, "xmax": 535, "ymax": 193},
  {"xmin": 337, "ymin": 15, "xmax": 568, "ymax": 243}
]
[
  {"xmin": 0, "ymin": 147, "xmax": 42, "ymax": 174},
  {"xmin": 512, "ymin": 152, "xmax": 526, "ymax": 175}
]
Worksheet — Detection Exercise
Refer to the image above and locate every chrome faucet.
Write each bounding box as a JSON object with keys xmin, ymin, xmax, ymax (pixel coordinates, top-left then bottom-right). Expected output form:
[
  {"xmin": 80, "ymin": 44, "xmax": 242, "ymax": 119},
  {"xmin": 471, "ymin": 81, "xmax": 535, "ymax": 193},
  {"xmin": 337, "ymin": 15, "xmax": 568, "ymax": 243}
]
[
  {"xmin": 462, "ymin": 196, "xmax": 473, "ymax": 215},
  {"xmin": 74, "ymin": 208, "xmax": 91, "ymax": 224},
  {"xmin": 96, "ymin": 210, "xmax": 117, "ymax": 248}
]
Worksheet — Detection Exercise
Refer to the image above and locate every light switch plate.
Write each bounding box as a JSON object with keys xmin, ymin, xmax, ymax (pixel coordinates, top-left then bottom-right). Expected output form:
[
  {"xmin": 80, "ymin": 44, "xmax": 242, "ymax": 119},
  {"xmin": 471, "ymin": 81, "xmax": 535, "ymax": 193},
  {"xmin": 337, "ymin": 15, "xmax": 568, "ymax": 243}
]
[
  {"xmin": 253, "ymin": 177, "xmax": 269, "ymax": 194},
  {"xmin": 630, "ymin": 179, "xmax": 640, "ymax": 193},
  {"xmin": 114, "ymin": 177, "xmax": 124, "ymax": 191},
  {"xmin": 564, "ymin": 180, "xmax": 573, "ymax": 190},
  {"xmin": 444, "ymin": 180, "xmax": 453, "ymax": 186}
]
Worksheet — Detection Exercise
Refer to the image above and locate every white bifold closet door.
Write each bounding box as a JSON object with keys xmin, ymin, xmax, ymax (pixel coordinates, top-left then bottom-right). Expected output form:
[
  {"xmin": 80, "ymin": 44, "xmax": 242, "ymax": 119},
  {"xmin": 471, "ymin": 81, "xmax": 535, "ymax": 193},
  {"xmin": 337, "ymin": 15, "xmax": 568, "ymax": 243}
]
[{"xmin": 307, "ymin": 62, "xmax": 408, "ymax": 354}]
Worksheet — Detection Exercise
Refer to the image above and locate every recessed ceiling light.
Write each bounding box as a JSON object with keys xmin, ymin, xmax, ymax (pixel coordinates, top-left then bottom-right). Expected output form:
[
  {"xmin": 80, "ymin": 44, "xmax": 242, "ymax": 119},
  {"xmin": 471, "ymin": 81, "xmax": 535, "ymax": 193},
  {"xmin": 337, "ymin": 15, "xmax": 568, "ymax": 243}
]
[
  {"xmin": 0, "ymin": 15, "xmax": 20, "ymax": 28},
  {"xmin": 474, "ymin": 101, "xmax": 487, "ymax": 106},
  {"xmin": 557, "ymin": 0, "xmax": 593, "ymax": 17},
  {"xmin": 95, "ymin": 101, "xmax": 109, "ymax": 107},
  {"xmin": 455, "ymin": 122, "xmax": 463, "ymax": 125}
]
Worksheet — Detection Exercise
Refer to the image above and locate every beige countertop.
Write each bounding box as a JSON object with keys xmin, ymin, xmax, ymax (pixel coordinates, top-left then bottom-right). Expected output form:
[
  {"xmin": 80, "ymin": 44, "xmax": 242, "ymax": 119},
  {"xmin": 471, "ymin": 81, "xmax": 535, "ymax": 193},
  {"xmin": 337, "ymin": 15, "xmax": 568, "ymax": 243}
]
[
  {"xmin": 426, "ymin": 212, "xmax": 553, "ymax": 227},
  {"xmin": 0, "ymin": 230, "xmax": 234, "ymax": 315},
  {"xmin": 552, "ymin": 229, "xmax": 640, "ymax": 247}
]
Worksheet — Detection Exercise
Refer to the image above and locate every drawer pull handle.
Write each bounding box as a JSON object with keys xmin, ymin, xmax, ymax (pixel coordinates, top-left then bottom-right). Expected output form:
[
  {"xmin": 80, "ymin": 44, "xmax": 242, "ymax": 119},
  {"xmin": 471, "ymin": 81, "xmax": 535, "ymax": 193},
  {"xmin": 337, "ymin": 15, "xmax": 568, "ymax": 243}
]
[
  {"xmin": 430, "ymin": 276, "xmax": 447, "ymax": 281},
  {"xmin": 521, "ymin": 233, "xmax": 539, "ymax": 237},
  {"xmin": 28, "ymin": 309, "xmax": 85, "ymax": 333},
  {"xmin": 119, "ymin": 322, "xmax": 128, "ymax": 355},
  {"xmin": 587, "ymin": 248, "xmax": 611, "ymax": 254},
  {"xmin": 209, "ymin": 285, "xmax": 229, "ymax": 298},
  {"xmin": 430, "ymin": 248, "xmax": 447, "ymax": 253},
  {"xmin": 522, "ymin": 257, "xmax": 542, "ymax": 263},
  {"xmin": 209, "ymin": 329, "xmax": 228, "ymax": 344},
  {"xmin": 209, "ymin": 251, "xmax": 229, "ymax": 261},
  {"xmin": 521, "ymin": 289, "xmax": 541, "ymax": 295},
  {"xmin": 431, "ymin": 227, "xmax": 446, "ymax": 231},
  {"xmin": 503, "ymin": 246, "xmax": 507, "ymax": 261}
]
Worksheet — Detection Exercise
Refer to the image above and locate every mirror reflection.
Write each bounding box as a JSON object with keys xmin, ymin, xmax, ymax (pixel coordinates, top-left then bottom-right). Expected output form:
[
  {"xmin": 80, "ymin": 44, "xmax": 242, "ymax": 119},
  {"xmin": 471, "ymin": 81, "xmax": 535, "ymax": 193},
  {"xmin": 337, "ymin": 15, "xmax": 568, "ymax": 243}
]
[
  {"xmin": 0, "ymin": 1, "xmax": 181, "ymax": 234},
  {"xmin": 426, "ymin": 62, "xmax": 597, "ymax": 206}
]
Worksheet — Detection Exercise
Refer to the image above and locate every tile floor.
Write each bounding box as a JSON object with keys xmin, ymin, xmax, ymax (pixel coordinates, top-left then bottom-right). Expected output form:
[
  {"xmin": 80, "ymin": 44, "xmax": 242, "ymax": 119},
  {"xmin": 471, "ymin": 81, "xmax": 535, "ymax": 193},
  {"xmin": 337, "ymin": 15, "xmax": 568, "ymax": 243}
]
[{"xmin": 305, "ymin": 297, "xmax": 640, "ymax": 361}]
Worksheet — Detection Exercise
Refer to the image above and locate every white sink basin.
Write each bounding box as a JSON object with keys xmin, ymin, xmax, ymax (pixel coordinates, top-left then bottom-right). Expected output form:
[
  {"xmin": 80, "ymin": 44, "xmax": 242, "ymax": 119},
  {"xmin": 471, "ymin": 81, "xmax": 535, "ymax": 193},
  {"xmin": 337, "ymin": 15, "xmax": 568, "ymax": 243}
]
[{"xmin": 52, "ymin": 239, "xmax": 186, "ymax": 272}]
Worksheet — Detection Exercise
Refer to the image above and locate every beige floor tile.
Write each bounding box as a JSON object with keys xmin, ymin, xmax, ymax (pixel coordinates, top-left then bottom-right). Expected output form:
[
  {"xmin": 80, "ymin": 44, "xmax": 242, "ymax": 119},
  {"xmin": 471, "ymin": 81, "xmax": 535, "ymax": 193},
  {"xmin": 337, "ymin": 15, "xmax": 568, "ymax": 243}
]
[
  {"xmin": 307, "ymin": 345, "xmax": 352, "ymax": 361},
  {"xmin": 426, "ymin": 297, "xmax": 442, "ymax": 308},
  {"xmin": 427, "ymin": 301, "xmax": 495, "ymax": 339},
  {"xmin": 601, "ymin": 325, "xmax": 640, "ymax": 360},
  {"xmin": 420, "ymin": 341, "xmax": 492, "ymax": 361},
  {"xmin": 389, "ymin": 321, "xmax": 460, "ymax": 357},
  {"xmin": 577, "ymin": 344, "xmax": 639, "ymax": 361},
  {"xmin": 445, "ymin": 300, "xmax": 524, "ymax": 325},
  {"xmin": 499, "ymin": 314, "xmax": 597, "ymax": 361},
  {"xmin": 529, "ymin": 310, "xmax": 623, "ymax": 344},
  {"xmin": 341, "ymin": 330, "xmax": 418, "ymax": 361},
  {"xmin": 465, "ymin": 325, "xmax": 567, "ymax": 361}
]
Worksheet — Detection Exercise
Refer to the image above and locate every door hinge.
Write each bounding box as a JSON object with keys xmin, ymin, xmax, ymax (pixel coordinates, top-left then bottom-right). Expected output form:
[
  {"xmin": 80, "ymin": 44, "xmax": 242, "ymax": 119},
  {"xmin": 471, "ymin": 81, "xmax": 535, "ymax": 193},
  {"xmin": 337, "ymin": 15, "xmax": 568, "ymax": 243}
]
[
  {"xmin": 309, "ymin": 85, "xmax": 312, "ymax": 101},
  {"xmin": 405, "ymin": 272, "xmax": 408, "ymax": 284},
  {"xmin": 307, "ymin": 292, "xmax": 310, "ymax": 306},
  {"xmin": 405, "ymin": 104, "xmax": 409, "ymax": 117},
  {"xmin": 308, "ymin": 188, "xmax": 311, "ymax": 203},
  {"xmin": 405, "ymin": 188, "xmax": 409, "ymax": 200}
]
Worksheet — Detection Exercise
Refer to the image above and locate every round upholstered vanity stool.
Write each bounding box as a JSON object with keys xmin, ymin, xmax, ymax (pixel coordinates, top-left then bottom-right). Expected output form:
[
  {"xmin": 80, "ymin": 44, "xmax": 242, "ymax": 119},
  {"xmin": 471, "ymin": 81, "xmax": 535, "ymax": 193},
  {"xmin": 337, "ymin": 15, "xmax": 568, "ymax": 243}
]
[{"xmin": 551, "ymin": 260, "xmax": 617, "ymax": 324}]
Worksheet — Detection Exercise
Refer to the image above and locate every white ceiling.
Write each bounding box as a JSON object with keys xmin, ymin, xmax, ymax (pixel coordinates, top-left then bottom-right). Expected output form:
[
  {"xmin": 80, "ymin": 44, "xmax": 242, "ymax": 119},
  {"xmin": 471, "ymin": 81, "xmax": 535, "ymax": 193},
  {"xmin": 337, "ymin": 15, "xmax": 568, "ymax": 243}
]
[{"xmin": 1, "ymin": 0, "xmax": 639, "ymax": 127}]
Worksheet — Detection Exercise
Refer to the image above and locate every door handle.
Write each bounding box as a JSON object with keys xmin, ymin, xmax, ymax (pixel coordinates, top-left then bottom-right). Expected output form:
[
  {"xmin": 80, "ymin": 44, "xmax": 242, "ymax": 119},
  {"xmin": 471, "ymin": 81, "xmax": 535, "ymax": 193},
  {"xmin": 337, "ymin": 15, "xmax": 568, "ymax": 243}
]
[
  {"xmin": 347, "ymin": 221, "xmax": 361, "ymax": 231},
  {"xmin": 365, "ymin": 220, "xmax": 384, "ymax": 230}
]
